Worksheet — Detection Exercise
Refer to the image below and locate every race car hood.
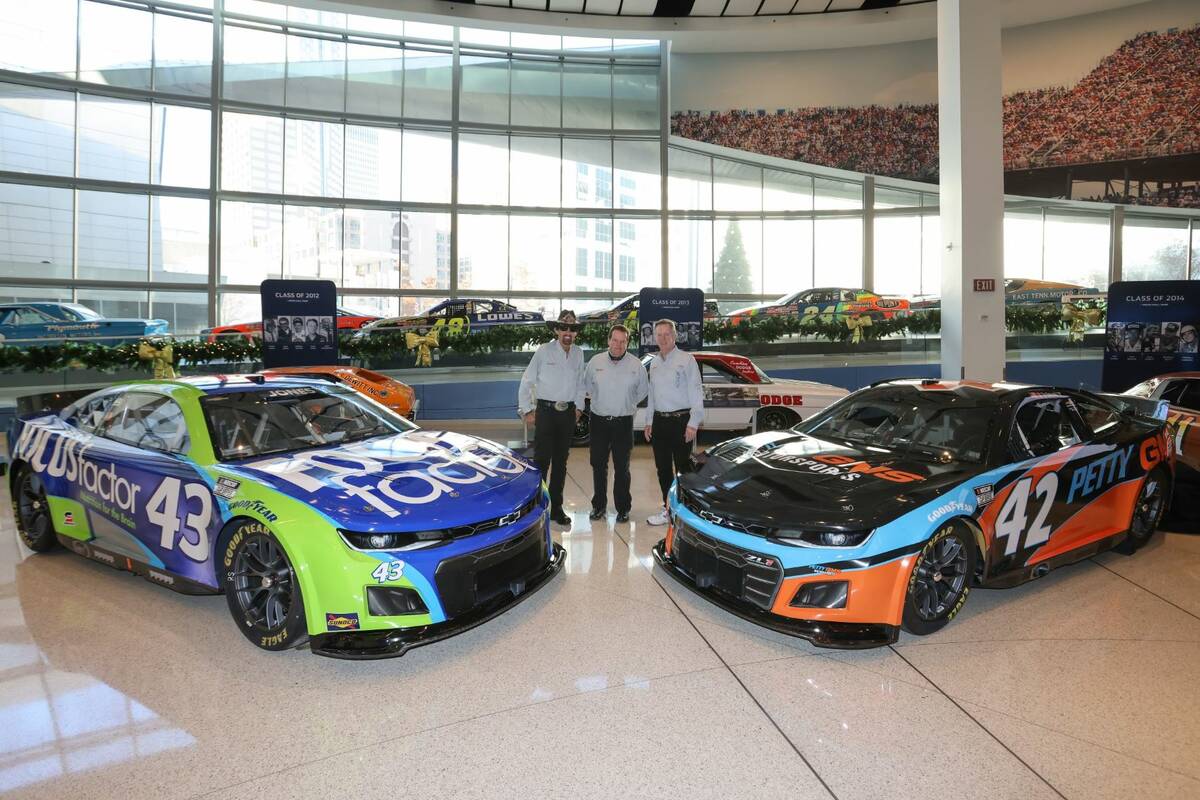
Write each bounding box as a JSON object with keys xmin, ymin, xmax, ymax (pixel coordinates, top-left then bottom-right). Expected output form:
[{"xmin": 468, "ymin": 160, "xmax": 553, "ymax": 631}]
[
  {"xmin": 221, "ymin": 429, "xmax": 541, "ymax": 533},
  {"xmin": 679, "ymin": 430, "xmax": 984, "ymax": 532}
]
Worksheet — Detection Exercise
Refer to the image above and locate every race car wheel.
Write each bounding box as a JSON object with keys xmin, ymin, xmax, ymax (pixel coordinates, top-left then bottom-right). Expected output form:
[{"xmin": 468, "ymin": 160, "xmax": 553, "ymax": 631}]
[
  {"xmin": 221, "ymin": 522, "xmax": 307, "ymax": 651},
  {"xmin": 756, "ymin": 407, "xmax": 796, "ymax": 432},
  {"xmin": 572, "ymin": 409, "xmax": 591, "ymax": 447},
  {"xmin": 1116, "ymin": 467, "xmax": 1168, "ymax": 555},
  {"xmin": 902, "ymin": 523, "xmax": 976, "ymax": 636},
  {"xmin": 13, "ymin": 466, "xmax": 57, "ymax": 552}
]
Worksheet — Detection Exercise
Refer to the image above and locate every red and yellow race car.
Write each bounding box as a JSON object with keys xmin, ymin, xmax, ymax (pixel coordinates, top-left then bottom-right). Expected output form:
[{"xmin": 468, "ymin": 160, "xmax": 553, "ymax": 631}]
[
  {"xmin": 205, "ymin": 308, "xmax": 380, "ymax": 343},
  {"xmin": 727, "ymin": 288, "xmax": 909, "ymax": 325},
  {"xmin": 656, "ymin": 380, "xmax": 1172, "ymax": 648},
  {"xmin": 260, "ymin": 366, "xmax": 418, "ymax": 420}
]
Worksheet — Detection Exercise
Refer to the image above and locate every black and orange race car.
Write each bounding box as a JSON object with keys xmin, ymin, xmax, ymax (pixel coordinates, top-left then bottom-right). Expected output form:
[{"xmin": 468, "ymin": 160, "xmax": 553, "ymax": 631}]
[
  {"xmin": 654, "ymin": 379, "xmax": 1172, "ymax": 648},
  {"xmin": 259, "ymin": 366, "xmax": 418, "ymax": 420}
]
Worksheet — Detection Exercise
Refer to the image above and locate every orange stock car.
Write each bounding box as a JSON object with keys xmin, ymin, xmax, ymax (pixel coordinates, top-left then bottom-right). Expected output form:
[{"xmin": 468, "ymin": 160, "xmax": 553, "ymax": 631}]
[
  {"xmin": 1125, "ymin": 373, "xmax": 1200, "ymax": 476},
  {"xmin": 655, "ymin": 380, "xmax": 1172, "ymax": 648},
  {"xmin": 259, "ymin": 366, "xmax": 418, "ymax": 420}
]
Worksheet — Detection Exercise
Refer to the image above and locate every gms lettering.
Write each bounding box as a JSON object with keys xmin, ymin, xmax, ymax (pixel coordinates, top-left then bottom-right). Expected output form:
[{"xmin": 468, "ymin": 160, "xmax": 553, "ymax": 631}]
[
  {"xmin": 767, "ymin": 452, "xmax": 924, "ymax": 483},
  {"xmin": 14, "ymin": 422, "xmax": 142, "ymax": 512}
]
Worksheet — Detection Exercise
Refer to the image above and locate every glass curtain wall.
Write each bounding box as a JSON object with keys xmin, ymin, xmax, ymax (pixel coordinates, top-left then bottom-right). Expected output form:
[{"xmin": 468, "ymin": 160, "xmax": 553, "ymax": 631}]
[{"xmin": 0, "ymin": 0, "xmax": 660, "ymax": 332}]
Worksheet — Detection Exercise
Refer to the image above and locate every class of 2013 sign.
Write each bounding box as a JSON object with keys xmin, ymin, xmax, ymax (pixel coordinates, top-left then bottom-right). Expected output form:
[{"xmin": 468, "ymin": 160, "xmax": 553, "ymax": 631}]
[
  {"xmin": 637, "ymin": 288, "xmax": 705, "ymax": 355},
  {"xmin": 259, "ymin": 279, "xmax": 338, "ymax": 369},
  {"xmin": 1102, "ymin": 280, "xmax": 1200, "ymax": 391}
]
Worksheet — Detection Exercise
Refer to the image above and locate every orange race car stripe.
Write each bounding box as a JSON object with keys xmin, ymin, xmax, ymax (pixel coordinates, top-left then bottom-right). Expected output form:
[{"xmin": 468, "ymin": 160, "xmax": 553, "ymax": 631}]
[
  {"xmin": 977, "ymin": 444, "xmax": 1085, "ymax": 542},
  {"xmin": 769, "ymin": 557, "xmax": 915, "ymax": 626},
  {"xmin": 1027, "ymin": 477, "xmax": 1142, "ymax": 565}
]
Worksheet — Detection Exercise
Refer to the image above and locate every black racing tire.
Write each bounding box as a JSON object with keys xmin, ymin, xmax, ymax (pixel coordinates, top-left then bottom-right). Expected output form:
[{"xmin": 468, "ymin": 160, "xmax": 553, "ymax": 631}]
[
  {"xmin": 1116, "ymin": 466, "xmax": 1169, "ymax": 555},
  {"xmin": 902, "ymin": 522, "xmax": 977, "ymax": 636},
  {"xmin": 220, "ymin": 521, "xmax": 308, "ymax": 651},
  {"xmin": 572, "ymin": 409, "xmax": 591, "ymax": 447},
  {"xmin": 756, "ymin": 407, "xmax": 798, "ymax": 432},
  {"xmin": 13, "ymin": 465, "xmax": 58, "ymax": 552}
]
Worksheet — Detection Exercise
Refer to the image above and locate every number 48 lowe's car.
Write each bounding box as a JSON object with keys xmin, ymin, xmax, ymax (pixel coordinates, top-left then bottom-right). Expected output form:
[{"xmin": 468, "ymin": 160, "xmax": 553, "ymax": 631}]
[
  {"xmin": 653, "ymin": 380, "xmax": 1172, "ymax": 648},
  {"xmin": 8, "ymin": 376, "xmax": 563, "ymax": 659}
]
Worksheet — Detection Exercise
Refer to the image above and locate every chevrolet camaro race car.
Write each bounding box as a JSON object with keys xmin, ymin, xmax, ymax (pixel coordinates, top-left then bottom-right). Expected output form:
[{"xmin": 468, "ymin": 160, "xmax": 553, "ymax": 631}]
[
  {"xmin": 653, "ymin": 380, "xmax": 1172, "ymax": 648},
  {"xmin": 728, "ymin": 288, "xmax": 909, "ymax": 325},
  {"xmin": 8, "ymin": 376, "xmax": 563, "ymax": 658},
  {"xmin": 357, "ymin": 299, "xmax": 544, "ymax": 338},
  {"xmin": 0, "ymin": 302, "xmax": 168, "ymax": 346}
]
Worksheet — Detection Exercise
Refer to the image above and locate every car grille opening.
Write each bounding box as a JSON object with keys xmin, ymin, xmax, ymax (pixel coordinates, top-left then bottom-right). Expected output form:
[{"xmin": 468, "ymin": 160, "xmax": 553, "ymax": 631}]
[
  {"xmin": 434, "ymin": 522, "xmax": 549, "ymax": 619},
  {"xmin": 367, "ymin": 586, "xmax": 428, "ymax": 616},
  {"xmin": 678, "ymin": 489, "xmax": 776, "ymax": 538},
  {"xmin": 671, "ymin": 523, "xmax": 782, "ymax": 610}
]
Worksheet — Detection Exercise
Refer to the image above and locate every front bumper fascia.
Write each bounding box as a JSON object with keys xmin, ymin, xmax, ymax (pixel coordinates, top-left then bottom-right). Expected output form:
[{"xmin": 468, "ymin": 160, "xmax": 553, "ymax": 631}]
[
  {"xmin": 652, "ymin": 540, "xmax": 898, "ymax": 650},
  {"xmin": 309, "ymin": 543, "xmax": 566, "ymax": 659}
]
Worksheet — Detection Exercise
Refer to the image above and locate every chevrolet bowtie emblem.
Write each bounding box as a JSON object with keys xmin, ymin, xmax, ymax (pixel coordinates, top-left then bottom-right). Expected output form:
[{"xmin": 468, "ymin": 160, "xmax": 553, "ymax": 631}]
[{"xmin": 498, "ymin": 512, "xmax": 519, "ymax": 526}]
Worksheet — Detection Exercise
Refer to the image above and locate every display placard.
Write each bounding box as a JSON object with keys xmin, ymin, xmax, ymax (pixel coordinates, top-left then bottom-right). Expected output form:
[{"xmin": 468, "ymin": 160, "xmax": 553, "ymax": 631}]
[
  {"xmin": 1101, "ymin": 280, "xmax": 1200, "ymax": 391},
  {"xmin": 259, "ymin": 279, "xmax": 338, "ymax": 368},
  {"xmin": 637, "ymin": 288, "xmax": 705, "ymax": 355}
]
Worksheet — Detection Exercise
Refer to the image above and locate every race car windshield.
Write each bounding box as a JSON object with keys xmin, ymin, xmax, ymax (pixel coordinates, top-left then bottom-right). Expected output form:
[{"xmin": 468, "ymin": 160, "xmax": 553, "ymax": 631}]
[
  {"xmin": 201, "ymin": 386, "xmax": 415, "ymax": 461},
  {"xmin": 797, "ymin": 393, "xmax": 993, "ymax": 463}
]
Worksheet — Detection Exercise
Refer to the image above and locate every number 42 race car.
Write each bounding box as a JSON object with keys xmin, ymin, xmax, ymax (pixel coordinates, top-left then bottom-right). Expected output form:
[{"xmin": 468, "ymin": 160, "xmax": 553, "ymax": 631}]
[
  {"xmin": 8, "ymin": 376, "xmax": 563, "ymax": 658},
  {"xmin": 654, "ymin": 380, "xmax": 1172, "ymax": 648}
]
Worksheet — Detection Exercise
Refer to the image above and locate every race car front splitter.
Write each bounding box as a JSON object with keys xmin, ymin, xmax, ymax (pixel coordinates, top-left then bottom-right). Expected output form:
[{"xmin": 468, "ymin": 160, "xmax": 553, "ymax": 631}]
[
  {"xmin": 651, "ymin": 541, "xmax": 899, "ymax": 650},
  {"xmin": 309, "ymin": 543, "xmax": 566, "ymax": 659}
]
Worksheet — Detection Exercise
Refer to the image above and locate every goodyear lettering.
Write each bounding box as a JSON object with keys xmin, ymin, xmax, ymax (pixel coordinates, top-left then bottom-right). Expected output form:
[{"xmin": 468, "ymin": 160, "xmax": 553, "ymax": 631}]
[
  {"xmin": 228, "ymin": 499, "xmax": 279, "ymax": 523},
  {"xmin": 1066, "ymin": 444, "xmax": 1134, "ymax": 504},
  {"xmin": 927, "ymin": 500, "xmax": 973, "ymax": 523}
]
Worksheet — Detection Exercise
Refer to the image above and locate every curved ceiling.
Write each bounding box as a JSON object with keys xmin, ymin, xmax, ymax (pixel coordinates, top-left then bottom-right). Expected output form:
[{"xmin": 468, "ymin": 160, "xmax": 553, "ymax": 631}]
[{"xmin": 341, "ymin": 0, "xmax": 1152, "ymax": 52}]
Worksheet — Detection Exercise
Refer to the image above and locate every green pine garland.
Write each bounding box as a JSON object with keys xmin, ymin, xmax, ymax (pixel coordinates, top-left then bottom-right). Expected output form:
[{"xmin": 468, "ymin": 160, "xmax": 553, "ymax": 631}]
[{"xmin": 0, "ymin": 305, "xmax": 1100, "ymax": 374}]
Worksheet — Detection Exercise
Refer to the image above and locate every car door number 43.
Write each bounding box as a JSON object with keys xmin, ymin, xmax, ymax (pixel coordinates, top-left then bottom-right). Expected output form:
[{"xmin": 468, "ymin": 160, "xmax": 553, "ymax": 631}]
[
  {"xmin": 146, "ymin": 477, "xmax": 212, "ymax": 562},
  {"xmin": 371, "ymin": 561, "xmax": 404, "ymax": 583},
  {"xmin": 993, "ymin": 473, "xmax": 1059, "ymax": 555}
]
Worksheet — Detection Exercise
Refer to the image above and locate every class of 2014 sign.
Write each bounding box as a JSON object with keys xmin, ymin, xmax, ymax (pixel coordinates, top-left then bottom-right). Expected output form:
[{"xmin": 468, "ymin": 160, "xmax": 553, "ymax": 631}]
[
  {"xmin": 1102, "ymin": 280, "xmax": 1200, "ymax": 391},
  {"xmin": 259, "ymin": 279, "xmax": 338, "ymax": 369},
  {"xmin": 637, "ymin": 288, "xmax": 705, "ymax": 355}
]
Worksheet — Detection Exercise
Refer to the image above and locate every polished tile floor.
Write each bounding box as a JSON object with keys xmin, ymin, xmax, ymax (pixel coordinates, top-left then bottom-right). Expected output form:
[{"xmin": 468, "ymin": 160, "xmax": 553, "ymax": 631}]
[{"xmin": 1, "ymin": 427, "xmax": 1198, "ymax": 799}]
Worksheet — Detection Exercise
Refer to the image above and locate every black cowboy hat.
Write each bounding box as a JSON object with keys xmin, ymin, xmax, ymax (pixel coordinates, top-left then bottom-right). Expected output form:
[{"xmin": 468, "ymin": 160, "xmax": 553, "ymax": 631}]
[{"xmin": 547, "ymin": 309, "xmax": 582, "ymax": 333}]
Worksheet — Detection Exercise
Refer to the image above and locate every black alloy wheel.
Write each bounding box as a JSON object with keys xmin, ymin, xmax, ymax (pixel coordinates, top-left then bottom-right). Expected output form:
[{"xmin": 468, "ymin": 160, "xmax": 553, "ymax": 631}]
[
  {"xmin": 14, "ymin": 466, "xmax": 58, "ymax": 552},
  {"xmin": 902, "ymin": 523, "xmax": 977, "ymax": 636},
  {"xmin": 1117, "ymin": 467, "xmax": 1168, "ymax": 554},
  {"xmin": 221, "ymin": 522, "xmax": 308, "ymax": 651},
  {"xmin": 756, "ymin": 407, "xmax": 795, "ymax": 432}
]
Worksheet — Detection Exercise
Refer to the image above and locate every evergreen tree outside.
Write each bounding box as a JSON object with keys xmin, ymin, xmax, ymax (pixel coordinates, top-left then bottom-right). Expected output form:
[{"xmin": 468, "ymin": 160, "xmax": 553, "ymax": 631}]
[{"xmin": 712, "ymin": 222, "xmax": 753, "ymax": 293}]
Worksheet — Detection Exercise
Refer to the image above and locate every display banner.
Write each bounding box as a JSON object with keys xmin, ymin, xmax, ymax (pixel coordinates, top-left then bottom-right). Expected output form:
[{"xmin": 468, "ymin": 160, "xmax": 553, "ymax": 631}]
[
  {"xmin": 637, "ymin": 288, "xmax": 705, "ymax": 355},
  {"xmin": 1102, "ymin": 280, "xmax": 1200, "ymax": 391},
  {"xmin": 259, "ymin": 279, "xmax": 338, "ymax": 368}
]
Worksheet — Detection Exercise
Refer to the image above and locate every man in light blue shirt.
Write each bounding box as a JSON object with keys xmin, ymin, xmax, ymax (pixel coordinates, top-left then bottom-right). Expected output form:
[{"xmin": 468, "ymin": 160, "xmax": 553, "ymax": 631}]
[
  {"xmin": 519, "ymin": 310, "xmax": 586, "ymax": 526},
  {"xmin": 583, "ymin": 324, "xmax": 648, "ymax": 523}
]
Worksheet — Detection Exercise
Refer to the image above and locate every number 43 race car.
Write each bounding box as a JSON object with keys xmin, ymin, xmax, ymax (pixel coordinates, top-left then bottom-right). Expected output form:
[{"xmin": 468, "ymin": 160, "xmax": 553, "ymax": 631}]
[
  {"xmin": 8, "ymin": 376, "xmax": 563, "ymax": 658},
  {"xmin": 654, "ymin": 380, "xmax": 1172, "ymax": 648}
]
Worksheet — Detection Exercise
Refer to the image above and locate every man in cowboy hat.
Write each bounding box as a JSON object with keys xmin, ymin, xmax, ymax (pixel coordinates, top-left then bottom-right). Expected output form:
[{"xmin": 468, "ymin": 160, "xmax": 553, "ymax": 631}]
[{"xmin": 519, "ymin": 309, "xmax": 586, "ymax": 526}]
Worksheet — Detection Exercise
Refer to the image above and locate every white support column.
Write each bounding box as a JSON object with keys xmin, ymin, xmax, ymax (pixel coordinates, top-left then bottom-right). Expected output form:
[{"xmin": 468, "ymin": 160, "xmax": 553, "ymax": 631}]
[{"xmin": 938, "ymin": 0, "xmax": 1006, "ymax": 381}]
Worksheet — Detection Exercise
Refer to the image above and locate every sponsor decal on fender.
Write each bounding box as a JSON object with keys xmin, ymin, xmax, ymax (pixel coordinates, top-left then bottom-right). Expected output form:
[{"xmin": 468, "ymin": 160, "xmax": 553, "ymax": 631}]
[
  {"xmin": 974, "ymin": 484, "xmax": 995, "ymax": 506},
  {"xmin": 927, "ymin": 499, "xmax": 974, "ymax": 523},
  {"xmin": 63, "ymin": 511, "xmax": 75, "ymax": 526},
  {"xmin": 1140, "ymin": 437, "xmax": 1163, "ymax": 470},
  {"xmin": 769, "ymin": 453, "xmax": 925, "ymax": 483},
  {"xmin": 214, "ymin": 476, "xmax": 241, "ymax": 499},
  {"xmin": 326, "ymin": 612, "xmax": 360, "ymax": 631},
  {"xmin": 228, "ymin": 499, "xmax": 279, "ymax": 523}
]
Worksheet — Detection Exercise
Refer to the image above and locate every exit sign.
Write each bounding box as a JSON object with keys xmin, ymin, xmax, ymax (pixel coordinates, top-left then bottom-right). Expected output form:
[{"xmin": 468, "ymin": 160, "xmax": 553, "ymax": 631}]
[{"xmin": 973, "ymin": 278, "xmax": 996, "ymax": 292}]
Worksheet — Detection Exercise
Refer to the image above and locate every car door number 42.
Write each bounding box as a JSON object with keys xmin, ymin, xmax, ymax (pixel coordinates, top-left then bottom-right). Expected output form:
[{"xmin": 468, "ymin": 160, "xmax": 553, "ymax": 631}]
[
  {"xmin": 993, "ymin": 473, "xmax": 1059, "ymax": 555},
  {"xmin": 146, "ymin": 477, "xmax": 212, "ymax": 562}
]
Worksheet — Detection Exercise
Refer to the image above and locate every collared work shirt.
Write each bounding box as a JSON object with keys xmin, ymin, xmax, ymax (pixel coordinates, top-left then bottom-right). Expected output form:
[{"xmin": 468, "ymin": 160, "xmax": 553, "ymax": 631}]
[
  {"xmin": 646, "ymin": 346, "xmax": 705, "ymax": 429},
  {"xmin": 518, "ymin": 339, "xmax": 586, "ymax": 415},
  {"xmin": 584, "ymin": 351, "xmax": 649, "ymax": 418}
]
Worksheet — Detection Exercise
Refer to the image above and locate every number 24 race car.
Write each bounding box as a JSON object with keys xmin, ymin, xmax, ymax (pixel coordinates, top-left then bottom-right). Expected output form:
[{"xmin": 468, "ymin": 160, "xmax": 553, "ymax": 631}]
[
  {"xmin": 8, "ymin": 376, "xmax": 563, "ymax": 658},
  {"xmin": 654, "ymin": 380, "xmax": 1172, "ymax": 648}
]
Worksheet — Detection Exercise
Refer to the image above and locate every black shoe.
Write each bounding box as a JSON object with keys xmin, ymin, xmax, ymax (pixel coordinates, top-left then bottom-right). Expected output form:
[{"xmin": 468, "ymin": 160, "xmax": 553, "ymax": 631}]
[
  {"xmin": 616, "ymin": 511, "xmax": 630, "ymax": 523},
  {"xmin": 551, "ymin": 510, "xmax": 572, "ymax": 525},
  {"xmin": 588, "ymin": 507, "xmax": 606, "ymax": 521}
]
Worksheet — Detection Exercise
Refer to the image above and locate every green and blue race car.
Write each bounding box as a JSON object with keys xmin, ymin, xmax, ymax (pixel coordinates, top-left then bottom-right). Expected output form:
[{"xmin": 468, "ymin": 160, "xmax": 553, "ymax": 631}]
[{"xmin": 8, "ymin": 375, "xmax": 563, "ymax": 659}]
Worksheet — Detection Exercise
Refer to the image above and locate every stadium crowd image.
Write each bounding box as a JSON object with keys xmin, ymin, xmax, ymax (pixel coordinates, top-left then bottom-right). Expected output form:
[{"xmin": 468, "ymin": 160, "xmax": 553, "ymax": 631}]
[{"xmin": 0, "ymin": 1, "xmax": 1199, "ymax": 798}]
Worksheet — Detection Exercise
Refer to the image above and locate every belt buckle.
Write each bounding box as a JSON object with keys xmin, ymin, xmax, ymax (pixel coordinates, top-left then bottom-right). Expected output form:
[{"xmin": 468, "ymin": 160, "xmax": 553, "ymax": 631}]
[{"xmin": 553, "ymin": 401, "xmax": 569, "ymax": 412}]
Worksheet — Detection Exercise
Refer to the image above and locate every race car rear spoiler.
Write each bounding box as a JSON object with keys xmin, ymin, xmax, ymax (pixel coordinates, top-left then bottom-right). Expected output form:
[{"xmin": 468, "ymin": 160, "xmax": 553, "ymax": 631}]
[
  {"xmin": 1099, "ymin": 393, "xmax": 1169, "ymax": 423},
  {"xmin": 14, "ymin": 388, "xmax": 97, "ymax": 418}
]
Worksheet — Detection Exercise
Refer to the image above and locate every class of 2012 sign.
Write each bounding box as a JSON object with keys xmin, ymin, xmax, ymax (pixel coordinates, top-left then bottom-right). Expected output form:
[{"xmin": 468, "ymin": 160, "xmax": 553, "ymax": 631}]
[
  {"xmin": 259, "ymin": 279, "xmax": 338, "ymax": 369},
  {"xmin": 637, "ymin": 288, "xmax": 705, "ymax": 355},
  {"xmin": 1102, "ymin": 280, "xmax": 1200, "ymax": 391}
]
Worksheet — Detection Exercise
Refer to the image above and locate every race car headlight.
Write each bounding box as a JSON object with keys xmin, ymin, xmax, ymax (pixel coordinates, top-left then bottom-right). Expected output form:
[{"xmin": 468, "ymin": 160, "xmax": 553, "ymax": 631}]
[
  {"xmin": 774, "ymin": 530, "xmax": 872, "ymax": 548},
  {"xmin": 338, "ymin": 529, "xmax": 447, "ymax": 552}
]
